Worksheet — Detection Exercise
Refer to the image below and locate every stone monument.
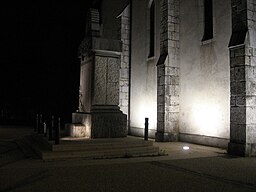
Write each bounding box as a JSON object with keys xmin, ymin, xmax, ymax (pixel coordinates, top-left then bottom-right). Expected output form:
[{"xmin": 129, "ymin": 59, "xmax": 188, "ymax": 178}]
[{"xmin": 66, "ymin": 8, "xmax": 127, "ymax": 138}]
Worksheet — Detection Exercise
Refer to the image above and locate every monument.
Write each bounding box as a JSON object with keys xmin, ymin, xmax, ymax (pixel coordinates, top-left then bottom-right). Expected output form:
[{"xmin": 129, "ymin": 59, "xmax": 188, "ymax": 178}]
[{"xmin": 66, "ymin": 8, "xmax": 127, "ymax": 139}]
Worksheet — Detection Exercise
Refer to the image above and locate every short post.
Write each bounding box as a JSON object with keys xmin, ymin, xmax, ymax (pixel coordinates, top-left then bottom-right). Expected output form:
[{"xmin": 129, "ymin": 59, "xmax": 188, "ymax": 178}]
[
  {"xmin": 55, "ymin": 117, "xmax": 60, "ymax": 144},
  {"xmin": 144, "ymin": 118, "xmax": 149, "ymax": 141},
  {"xmin": 35, "ymin": 114, "xmax": 39, "ymax": 132},
  {"xmin": 49, "ymin": 115, "xmax": 54, "ymax": 141},
  {"xmin": 43, "ymin": 121, "xmax": 47, "ymax": 137}
]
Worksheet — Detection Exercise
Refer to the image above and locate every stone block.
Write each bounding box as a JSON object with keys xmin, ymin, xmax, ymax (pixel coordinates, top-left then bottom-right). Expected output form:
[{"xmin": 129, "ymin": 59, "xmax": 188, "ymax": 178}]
[
  {"xmin": 120, "ymin": 68, "xmax": 129, "ymax": 79},
  {"xmin": 166, "ymin": 67, "xmax": 179, "ymax": 76},
  {"xmin": 168, "ymin": 85, "xmax": 179, "ymax": 96},
  {"xmin": 157, "ymin": 112, "xmax": 165, "ymax": 122},
  {"xmin": 230, "ymin": 50, "xmax": 235, "ymax": 58},
  {"xmin": 230, "ymin": 123, "xmax": 246, "ymax": 143},
  {"xmin": 236, "ymin": 81, "xmax": 246, "ymax": 95},
  {"xmin": 235, "ymin": 66, "xmax": 245, "ymax": 81},
  {"xmin": 230, "ymin": 56, "xmax": 245, "ymax": 67},
  {"xmin": 91, "ymin": 110, "xmax": 127, "ymax": 138},
  {"xmin": 121, "ymin": 85, "xmax": 129, "ymax": 93},
  {"xmin": 157, "ymin": 95, "xmax": 164, "ymax": 104},
  {"xmin": 230, "ymin": 67, "xmax": 235, "ymax": 82},
  {"xmin": 93, "ymin": 56, "xmax": 107, "ymax": 104},
  {"xmin": 245, "ymin": 56, "xmax": 251, "ymax": 66},
  {"xmin": 69, "ymin": 124, "xmax": 91, "ymax": 138},
  {"xmin": 119, "ymin": 92, "xmax": 127, "ymax": 99},
  {"xmin": 245, "ymin": 47, "xmax": 253, "ymax": 56},
  {"xmin": 157, "ymin": 85, "xmax": 164, "ymax": 96},
  {"xmin": 230, "ymin": 96, "xmax": 236, "ymax": 106},
  {"xmin": 107, "ymin": 58, "xmax": 119, "ymax": 83},
  {"xmin": 165, "ymin": 121, "xmax": 179, "ymax": 132},
  {"xmin": 230, "ymin": 81, "xmax": 237, "ymax": 95},
  {"xmin": 159, "ymin": 76, "xmax": 165, "ymax": 85},
  {"xmin": 236, "ymin": 96, "xmax": 245, "ymax": 106},
  {"xmin": 246, "ymin": 95, "xmax": 256, "ymax": 106},
  {"xmin": 169, "ymin": 96, "xmax": 179, "ymax": 106},
  {"xmin": 106, "ymin": 82, "xmax": 119, "ymax": 105},
  {"xmin": 234, "ymin": 46, "xmax": 245, "ymax": 57},
  {"xmin": 157, "ymin": 105, "xmax": 165, "ymax": 113},
  {"xmin": 230, "ymin": 106, "xmax": 246, "ymax": 124},
  {"xmin": 168, "ymin": 112, "xmax": 179, "ymax": 122},
  {"xmin": 246, "ymin": 124, "xmax": 256, "ymax": 143},
  {"xmin": 246, "ymin": 106, "xmax": 256, "ymax": 124},
  {"xmin": 121, "ymin": 99, "xmax": 128, "ymax": 107}
]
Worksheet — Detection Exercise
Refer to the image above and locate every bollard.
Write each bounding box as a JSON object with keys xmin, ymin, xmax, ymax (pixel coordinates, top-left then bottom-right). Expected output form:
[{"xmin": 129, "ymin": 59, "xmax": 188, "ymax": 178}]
[
  {"xmin": 38, "ymin": 114, "xmax": 43, "ymax": 134},
  {"xmin": 55, "ymin": 117, "xmax": 60, "ymax": 144},
  {"xmin": 49, "ymin": 115, "xmax": 54, "ymax": 141},
  {"xmin": 144, "ymin": 118, "xmax": 149, "ymax": 141},
  {"xmin": 43, "ymin": 121, "xmax": 47, "ymax": 137},
  {"xmin": 35, "ymin": 114, "xmax": 39, "ymax": 132}
]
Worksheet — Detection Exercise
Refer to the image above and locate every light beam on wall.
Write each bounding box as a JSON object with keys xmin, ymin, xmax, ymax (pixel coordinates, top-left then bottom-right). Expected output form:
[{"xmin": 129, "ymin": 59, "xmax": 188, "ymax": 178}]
[
  {"xmin": 136, "ymin": 100, "xmax": 157, "ymax": 130},
  {"xmin": 191, "ymin": 101, "xmax": 221, "ymax": 136}
]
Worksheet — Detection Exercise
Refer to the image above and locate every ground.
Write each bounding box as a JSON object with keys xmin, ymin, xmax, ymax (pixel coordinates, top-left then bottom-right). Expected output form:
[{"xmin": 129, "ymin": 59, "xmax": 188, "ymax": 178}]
[{"xmin": 1, "ymin": 126, "xmax": 256, "ymax": 192}]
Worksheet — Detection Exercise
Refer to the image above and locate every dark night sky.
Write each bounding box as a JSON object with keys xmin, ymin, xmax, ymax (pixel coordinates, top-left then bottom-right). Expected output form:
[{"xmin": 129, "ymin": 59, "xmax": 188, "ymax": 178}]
[{"xmin": 0, "ymin": 1, "xmax": 90, "ymax": 124}]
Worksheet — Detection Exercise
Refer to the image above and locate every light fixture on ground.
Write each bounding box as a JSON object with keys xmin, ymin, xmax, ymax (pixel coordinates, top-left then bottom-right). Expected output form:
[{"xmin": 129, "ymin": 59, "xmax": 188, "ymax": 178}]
[{"xmin": 183, "ymin": 146, "xmax": 190, "ymax": 150}]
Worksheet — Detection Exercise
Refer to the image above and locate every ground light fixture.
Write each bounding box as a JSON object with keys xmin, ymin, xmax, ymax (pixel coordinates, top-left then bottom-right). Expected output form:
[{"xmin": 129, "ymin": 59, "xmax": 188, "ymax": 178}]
[{"xmin": 183, "ymin": 146, "xmax": 190, "ymax": 150}]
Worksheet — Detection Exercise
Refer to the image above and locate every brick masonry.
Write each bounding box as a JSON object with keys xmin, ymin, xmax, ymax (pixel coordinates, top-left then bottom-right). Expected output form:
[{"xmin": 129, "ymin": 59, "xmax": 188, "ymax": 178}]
[
  {"xmin": 228, "ymin": 0, "xmax": 256, "ymax": 156},
  {"xmin": 156, "ymin": 0, "xmax": 180, "ymax": 141}
]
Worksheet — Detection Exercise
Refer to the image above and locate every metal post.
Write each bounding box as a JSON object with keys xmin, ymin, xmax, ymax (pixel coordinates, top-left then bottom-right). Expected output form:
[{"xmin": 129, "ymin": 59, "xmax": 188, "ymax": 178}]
[
  {"xmin": 43, "ymin": 121, "xmax": 47, "ymax": 137},
  {"xmin": 49, "ymin": 115, "xmax": 54, "ymax": 140},
  {"xmin": 55, "ymin": 117, "xmax": 60, "ymax": 144},
  {"xmin": 35, "ymin": 114, "xmax": 38, "ymax": 132},
  {"xmin": 144, "ymin": 118, "xmax": 149, "ymax": 141}
]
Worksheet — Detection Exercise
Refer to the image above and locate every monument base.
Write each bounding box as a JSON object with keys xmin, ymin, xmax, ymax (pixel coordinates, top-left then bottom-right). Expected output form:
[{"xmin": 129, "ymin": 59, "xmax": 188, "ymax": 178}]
[{"xmin": 67, "ymin": 106, "xmax": 127, "ymax": 138}]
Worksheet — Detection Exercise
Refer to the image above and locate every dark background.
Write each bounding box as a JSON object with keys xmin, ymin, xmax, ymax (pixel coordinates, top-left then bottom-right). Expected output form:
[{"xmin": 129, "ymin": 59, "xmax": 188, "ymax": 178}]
[{"xmin": 0, "ymin": 1, "xmax": 90, "ymax": 125}]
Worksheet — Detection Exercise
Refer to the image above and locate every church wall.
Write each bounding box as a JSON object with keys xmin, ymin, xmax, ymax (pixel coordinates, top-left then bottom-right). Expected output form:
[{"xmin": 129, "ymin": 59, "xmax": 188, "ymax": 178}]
[
  {"xmin": 179, "ymin": 0, "xmax": 231, "ymax": 140},
  {"xmin": 130, "ymin": 0, "xmax": 160, "ymax": 137}
]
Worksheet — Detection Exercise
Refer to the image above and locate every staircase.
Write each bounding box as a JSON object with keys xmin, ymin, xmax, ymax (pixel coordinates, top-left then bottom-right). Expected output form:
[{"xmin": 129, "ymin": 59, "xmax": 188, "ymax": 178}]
[{"xmin": 19, "ymin": 134, "xmax": 160, "ymax": 161}]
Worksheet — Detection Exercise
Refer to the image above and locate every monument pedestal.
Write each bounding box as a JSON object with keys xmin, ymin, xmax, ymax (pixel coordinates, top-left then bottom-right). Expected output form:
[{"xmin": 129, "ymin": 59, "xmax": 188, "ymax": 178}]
[{"xmin": 71, "ymin": 106, "xmax": 127, "ymax": 138}]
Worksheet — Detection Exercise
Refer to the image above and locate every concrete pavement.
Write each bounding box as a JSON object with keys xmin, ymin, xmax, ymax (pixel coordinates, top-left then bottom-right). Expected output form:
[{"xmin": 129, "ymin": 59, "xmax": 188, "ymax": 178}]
[{"xmin": 1, "ymin": 126, "xmax": 256, "ymax": 192}]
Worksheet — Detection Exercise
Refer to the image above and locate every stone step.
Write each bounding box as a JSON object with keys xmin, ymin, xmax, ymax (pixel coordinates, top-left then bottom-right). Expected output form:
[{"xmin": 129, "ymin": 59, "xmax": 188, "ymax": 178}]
[
  {"xmin": 41, "ymin": 146, "xmax": 159, "ymax": 160},
  {"xmin": 26, "ymin": 134, "xmax": 160, "ymax": 161},
  {"xmin": 52, "ymin": 140, "xmax": 153, "ymax": 152}
]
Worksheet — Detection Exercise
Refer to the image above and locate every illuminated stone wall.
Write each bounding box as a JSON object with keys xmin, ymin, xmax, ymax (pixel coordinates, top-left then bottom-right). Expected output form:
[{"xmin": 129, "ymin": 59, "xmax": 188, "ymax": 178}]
[{"xmin": 179, "ymin": 0, "xmax": 231, "ymax": 144}]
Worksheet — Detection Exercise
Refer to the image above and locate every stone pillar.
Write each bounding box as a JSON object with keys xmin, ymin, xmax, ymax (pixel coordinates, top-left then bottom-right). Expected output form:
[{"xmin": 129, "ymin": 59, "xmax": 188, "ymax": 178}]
[
  {"xmin": 156, "ymin": 0, "xmax": 180, "ymax": 142},
  {"xmin": 228, "ymin": 0, "xmax": 256, "ymax": 156},
  {"xmin": 119, "ymin": 5, "xmax": 130, "ymax": 117},
  {"xmin": 71, "ymin": 8, "xmax": 127, "ymax": 138}
]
